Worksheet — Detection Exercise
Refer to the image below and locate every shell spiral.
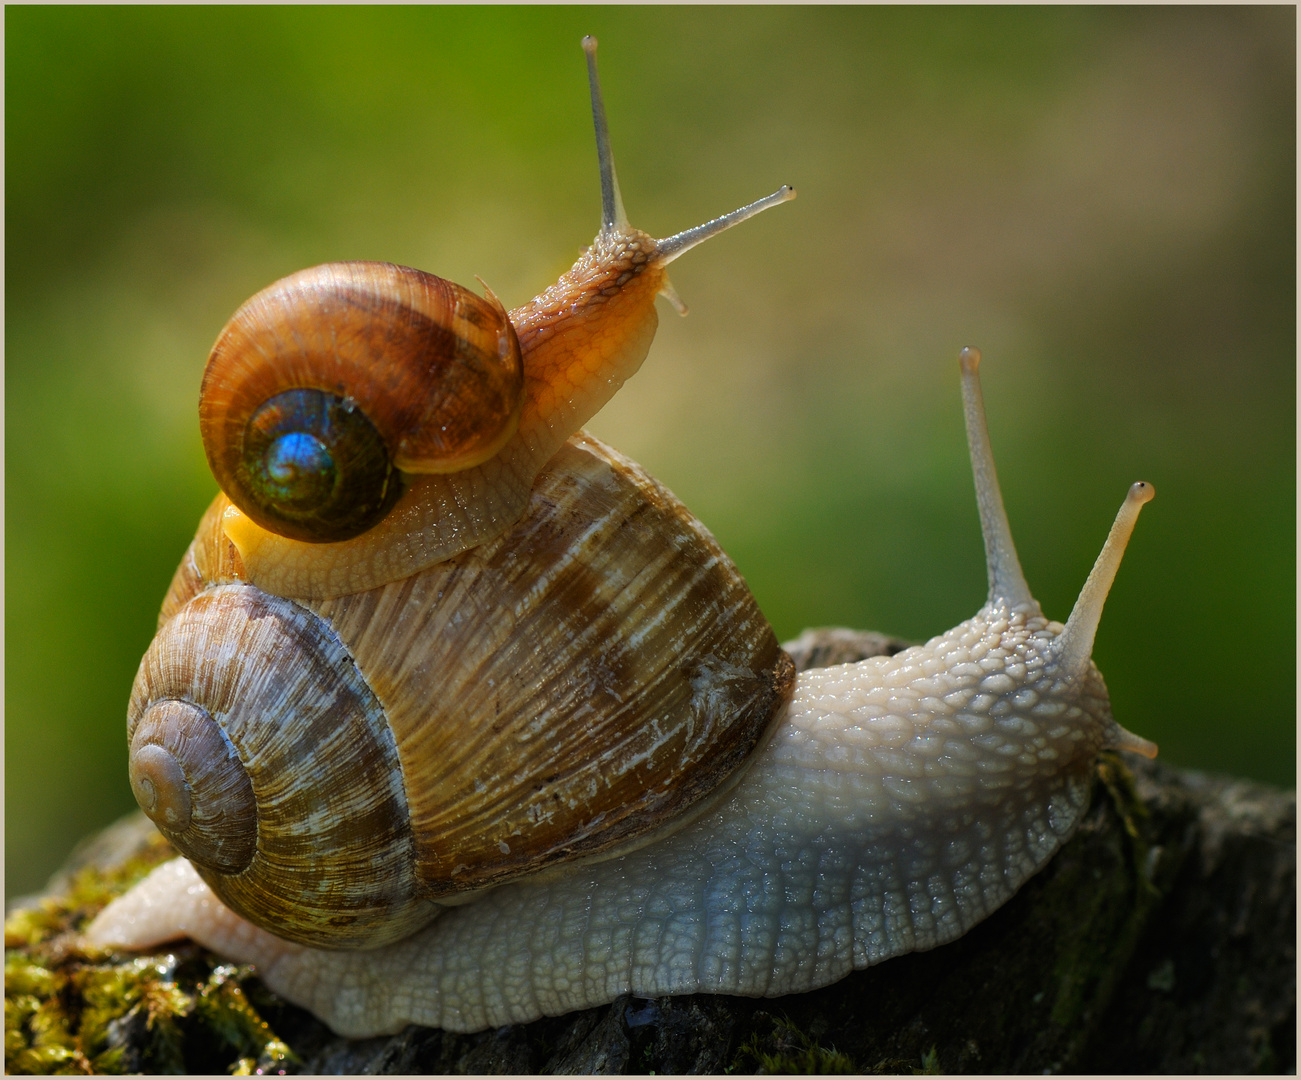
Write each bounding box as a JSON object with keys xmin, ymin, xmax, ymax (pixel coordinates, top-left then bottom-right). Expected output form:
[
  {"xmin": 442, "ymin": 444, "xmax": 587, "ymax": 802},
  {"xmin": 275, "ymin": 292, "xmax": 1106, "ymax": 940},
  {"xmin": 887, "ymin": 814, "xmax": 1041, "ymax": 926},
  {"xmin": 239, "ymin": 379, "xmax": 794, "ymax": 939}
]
[
  {"xmin": 130, "ymin": 584, "xmax": 431, "ymax": 948},
  {"xmin": 128, "ymin": 698, "xmax": 255, "ymax": 875}
]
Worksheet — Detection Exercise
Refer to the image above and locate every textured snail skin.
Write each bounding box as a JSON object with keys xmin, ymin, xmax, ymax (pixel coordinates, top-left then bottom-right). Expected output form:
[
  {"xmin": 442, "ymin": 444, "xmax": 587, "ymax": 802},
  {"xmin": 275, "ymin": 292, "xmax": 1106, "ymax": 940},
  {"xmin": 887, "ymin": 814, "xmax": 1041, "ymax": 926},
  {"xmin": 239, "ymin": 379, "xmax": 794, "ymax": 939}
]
[{"xmin": 88, "ymin": 595, "xmax": 1142, "ymax": 1037}]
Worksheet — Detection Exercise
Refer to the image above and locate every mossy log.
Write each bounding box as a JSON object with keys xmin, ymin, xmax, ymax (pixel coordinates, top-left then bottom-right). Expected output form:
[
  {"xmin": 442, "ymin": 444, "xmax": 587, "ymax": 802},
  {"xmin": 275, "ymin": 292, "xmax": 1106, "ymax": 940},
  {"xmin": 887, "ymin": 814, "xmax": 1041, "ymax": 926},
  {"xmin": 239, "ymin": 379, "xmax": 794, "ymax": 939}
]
[{"xmin": 6, "ymin": 629, "xmax": 1294, "ymax": 1074}]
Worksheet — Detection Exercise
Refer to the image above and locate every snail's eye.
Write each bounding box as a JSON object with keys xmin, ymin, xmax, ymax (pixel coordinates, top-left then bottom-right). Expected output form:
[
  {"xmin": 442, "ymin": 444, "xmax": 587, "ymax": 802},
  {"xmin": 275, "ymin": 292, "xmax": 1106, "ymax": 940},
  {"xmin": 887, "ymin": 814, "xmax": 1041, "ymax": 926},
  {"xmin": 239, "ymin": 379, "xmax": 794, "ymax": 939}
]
[{"xmin": 237, "ymin": 388, "xmax": 401, "ymax": 543}]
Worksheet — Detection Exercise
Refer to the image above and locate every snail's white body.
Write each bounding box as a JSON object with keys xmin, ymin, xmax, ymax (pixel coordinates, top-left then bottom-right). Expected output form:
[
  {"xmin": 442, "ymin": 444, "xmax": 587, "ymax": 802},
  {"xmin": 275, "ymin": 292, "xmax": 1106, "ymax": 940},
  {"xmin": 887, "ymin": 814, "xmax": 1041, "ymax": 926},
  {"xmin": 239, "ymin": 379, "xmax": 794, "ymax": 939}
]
[
  {"xmin": 89, "ymin": 353, "xmax": 1155, "ymax": 1037},
  {"xmin": 85, "ymin": 40, "xmax": 1157, "ymax": 1039}
]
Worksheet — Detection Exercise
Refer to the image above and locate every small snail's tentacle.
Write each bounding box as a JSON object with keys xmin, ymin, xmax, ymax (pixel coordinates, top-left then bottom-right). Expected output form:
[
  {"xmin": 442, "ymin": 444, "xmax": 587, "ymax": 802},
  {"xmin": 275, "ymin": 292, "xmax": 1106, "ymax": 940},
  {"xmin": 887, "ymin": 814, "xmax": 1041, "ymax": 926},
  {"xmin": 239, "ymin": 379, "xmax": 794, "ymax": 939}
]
[
  {"xmin": 1057, "ymin": 481, "xmax": 1156, "ymax": 678},
  {"xmin": 959, "ymin": 347, "xmax": 1035, "ymax": 611},
  {"xmin": 582, "ymin": 36, "xmax": 628, "ymax": 233},
  {"xmin": 654, "ymin": 186, "xmax": 797, "ymax": 266},
  {"xmin": 658, "ymin": 276, "xmax": 688, "ymax": 316}
]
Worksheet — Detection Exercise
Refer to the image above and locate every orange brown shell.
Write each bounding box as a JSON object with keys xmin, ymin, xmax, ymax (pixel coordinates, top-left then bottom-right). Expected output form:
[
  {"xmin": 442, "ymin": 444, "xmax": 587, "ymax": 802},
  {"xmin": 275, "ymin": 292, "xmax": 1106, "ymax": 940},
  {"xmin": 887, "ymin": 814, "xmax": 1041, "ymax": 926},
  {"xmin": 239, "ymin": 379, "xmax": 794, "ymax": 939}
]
[
  {"xmin": 200, "ymin": 262, "xmax": 524, "ymax": 543},
  {"xmin": 136, "ymin": 432, "xmax": 794, "ymax": 946}
]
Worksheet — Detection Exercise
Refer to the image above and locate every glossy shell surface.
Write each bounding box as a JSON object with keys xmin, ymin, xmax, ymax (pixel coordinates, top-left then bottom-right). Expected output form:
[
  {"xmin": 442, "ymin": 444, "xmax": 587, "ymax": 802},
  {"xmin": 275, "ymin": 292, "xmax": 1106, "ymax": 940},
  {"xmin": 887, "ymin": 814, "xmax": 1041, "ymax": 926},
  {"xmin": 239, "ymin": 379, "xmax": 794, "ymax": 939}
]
[{"xmin": 200, "ymin": 262, "xmax": 525, "ymax": 545}]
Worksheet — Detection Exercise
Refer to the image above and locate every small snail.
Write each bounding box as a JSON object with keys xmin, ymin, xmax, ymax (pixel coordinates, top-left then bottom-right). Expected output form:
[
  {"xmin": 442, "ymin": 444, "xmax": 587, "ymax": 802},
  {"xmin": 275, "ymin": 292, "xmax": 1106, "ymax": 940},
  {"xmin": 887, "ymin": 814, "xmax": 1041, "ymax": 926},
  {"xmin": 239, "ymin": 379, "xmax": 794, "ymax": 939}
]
[{"xmin": 87, "ymin": 39, "xmax": 1157, "ymax": 1038}]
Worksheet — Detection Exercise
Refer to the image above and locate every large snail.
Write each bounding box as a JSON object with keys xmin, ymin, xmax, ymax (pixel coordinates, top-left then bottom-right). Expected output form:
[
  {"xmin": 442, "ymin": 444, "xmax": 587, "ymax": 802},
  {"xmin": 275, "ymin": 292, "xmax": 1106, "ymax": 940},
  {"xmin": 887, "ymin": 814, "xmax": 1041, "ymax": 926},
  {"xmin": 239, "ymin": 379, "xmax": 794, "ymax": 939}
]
[{"xmin": 87, "ymin": 38, "xmax": 1157, "ymax": 1038}]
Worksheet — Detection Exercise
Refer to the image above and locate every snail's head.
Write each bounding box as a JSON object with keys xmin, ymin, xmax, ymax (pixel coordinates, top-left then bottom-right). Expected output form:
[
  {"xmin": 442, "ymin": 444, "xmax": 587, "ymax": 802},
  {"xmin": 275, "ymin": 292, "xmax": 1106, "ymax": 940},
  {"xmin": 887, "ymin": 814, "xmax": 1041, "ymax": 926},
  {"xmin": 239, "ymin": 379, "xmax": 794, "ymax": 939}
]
[{"xmin": 956, "ymin": 347, "xmax": 1157, "ymax": 763}]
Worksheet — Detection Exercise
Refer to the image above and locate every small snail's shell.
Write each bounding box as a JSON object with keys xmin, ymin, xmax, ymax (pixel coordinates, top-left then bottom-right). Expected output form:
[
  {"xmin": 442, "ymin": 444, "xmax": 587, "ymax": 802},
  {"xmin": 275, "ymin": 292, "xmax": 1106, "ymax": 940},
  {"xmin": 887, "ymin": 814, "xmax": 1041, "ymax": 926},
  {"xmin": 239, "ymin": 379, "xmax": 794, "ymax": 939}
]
[
  {"xmin": 201, "ymin": 262, "xmax": 524, "ymax": 544},
  {"xmin": 132, "ymin": 432, "xmax": 794, "ymax": 948}
]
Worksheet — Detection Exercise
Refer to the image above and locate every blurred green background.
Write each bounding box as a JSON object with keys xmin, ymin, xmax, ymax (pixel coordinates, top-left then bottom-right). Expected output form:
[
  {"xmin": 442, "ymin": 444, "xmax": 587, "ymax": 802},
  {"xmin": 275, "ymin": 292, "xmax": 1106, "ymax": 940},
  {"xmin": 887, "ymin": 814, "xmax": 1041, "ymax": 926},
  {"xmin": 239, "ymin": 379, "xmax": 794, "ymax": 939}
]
[{"xmin": 6, "ymin": 7, "xmax": 1294, "ymax": 900}]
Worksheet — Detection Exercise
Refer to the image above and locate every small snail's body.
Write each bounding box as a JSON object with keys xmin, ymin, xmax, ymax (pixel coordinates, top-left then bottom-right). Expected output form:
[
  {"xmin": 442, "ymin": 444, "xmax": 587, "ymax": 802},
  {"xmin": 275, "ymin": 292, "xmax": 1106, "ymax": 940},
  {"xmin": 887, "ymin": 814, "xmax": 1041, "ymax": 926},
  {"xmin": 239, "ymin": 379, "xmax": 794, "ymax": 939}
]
[{"xmin": 86, "ymin": 40, "xmax": 1157, "ymax": 1038}]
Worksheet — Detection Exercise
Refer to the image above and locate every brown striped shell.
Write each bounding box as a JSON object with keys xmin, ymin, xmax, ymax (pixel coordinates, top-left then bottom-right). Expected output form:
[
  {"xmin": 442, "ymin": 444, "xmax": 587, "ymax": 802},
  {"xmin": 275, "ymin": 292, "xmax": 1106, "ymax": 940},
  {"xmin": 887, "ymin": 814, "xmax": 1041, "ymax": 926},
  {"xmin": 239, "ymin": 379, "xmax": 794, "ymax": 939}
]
[{"xmin": 130, "ymin": 432, "xmax": 794, "ymax": 948}]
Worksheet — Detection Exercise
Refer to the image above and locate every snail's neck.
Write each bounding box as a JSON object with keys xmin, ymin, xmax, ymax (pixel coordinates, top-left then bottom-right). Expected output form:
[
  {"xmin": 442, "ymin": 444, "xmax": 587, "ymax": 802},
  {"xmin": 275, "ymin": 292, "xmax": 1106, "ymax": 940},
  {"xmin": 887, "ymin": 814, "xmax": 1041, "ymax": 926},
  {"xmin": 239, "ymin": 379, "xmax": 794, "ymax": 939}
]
[
  {"xmin": 770, "ymin": 603, "xmax": 1115, "ymax": 799},
  {"xmin": 507, "ymin": 226, "xmax": 665, "ymax": 458}
]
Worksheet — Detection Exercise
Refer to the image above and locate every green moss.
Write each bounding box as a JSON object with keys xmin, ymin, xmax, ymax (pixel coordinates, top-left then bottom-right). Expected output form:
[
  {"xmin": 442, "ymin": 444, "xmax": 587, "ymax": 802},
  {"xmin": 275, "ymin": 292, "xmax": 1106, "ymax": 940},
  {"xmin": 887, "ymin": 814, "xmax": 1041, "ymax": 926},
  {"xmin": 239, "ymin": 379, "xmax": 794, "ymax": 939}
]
[
  {"xmin": 194, "ymin": 965, "xmax": 298, "ymax": 1075},
  {"xmin": 5, "ymin": 829, "xmax": 298, "ymax": 1075},
  {"xmin": 732, "ymin": 1015, "xmax": 857, "ymax": 1074},
  {"xmin": 5, "ymin": 977, "xmax": 86, "ymax": 1075}
]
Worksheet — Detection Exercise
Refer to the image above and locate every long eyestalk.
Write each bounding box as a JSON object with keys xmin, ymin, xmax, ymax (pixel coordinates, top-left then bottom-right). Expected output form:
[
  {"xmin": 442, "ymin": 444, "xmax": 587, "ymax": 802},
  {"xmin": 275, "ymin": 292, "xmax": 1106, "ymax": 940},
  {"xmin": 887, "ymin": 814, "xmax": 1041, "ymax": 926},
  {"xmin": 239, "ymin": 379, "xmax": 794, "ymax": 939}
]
[
  {"xmin": 655, "ymin": 186, "xmax": 797, "ymax": 265},
  {"xmin": 581, "ymin": 36, "xmax": 794, "ymax": 312},
  {"xmin": 583, "ymin": 36, "xmax": 628, "ymax": 233},
  {"xmin": 959, "ymin": 347, "xmax": 1035, "ymax": 610}
]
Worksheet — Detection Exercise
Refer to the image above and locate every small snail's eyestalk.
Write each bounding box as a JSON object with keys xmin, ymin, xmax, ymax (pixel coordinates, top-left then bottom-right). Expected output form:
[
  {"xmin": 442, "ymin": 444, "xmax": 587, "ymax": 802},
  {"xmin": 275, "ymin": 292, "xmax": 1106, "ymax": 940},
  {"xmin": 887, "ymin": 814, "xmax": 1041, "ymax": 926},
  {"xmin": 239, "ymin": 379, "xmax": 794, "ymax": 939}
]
[
  {"xmin": 583, "ymin": 36, "xmax": 628, "ymax": 233},
  {"xmin": 959, "ymin": 347, "xmax": 1035, "ymax": 610},
  {"xmin": 654, "ymin": 186, "xmax": 797, "ymax": 267},
  {"xmin": 502, "ymin": 44, "xmax": 797, "ymax": 500},
  {"xmin": 1056, "ymin": 480, "xmax": 1156, "ymax": 679}
]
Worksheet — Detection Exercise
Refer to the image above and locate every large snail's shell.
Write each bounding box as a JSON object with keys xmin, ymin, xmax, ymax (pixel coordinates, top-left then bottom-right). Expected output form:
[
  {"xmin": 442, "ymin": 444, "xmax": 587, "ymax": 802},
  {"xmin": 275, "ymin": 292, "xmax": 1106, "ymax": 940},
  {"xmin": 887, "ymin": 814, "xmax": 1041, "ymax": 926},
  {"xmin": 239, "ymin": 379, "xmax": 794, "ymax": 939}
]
[{"xmin": 134, "ymin": 432, "xmax": 794, "ymax": 948}]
